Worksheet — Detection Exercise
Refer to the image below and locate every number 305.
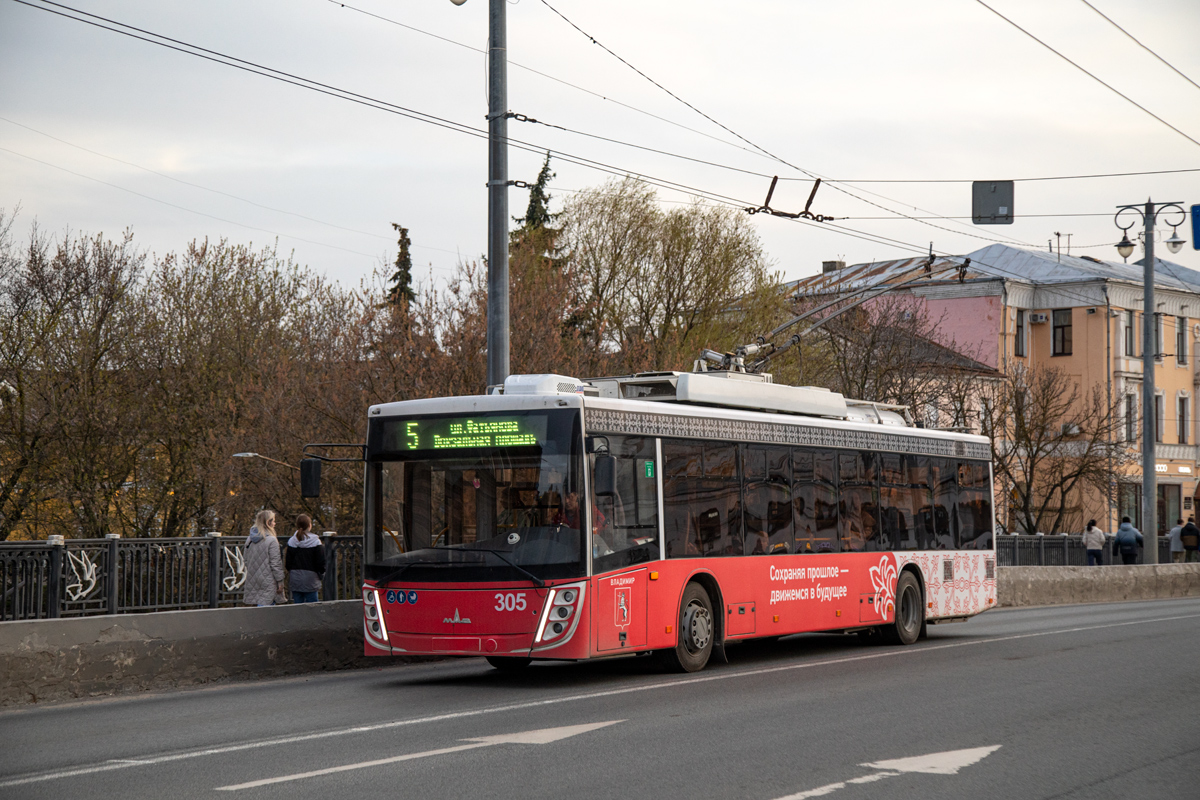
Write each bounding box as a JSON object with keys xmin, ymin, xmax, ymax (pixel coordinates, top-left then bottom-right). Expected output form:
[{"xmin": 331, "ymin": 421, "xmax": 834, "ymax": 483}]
[{"xmin": 494, "ymin": 592, "xmax": 526, "ymax": 611}]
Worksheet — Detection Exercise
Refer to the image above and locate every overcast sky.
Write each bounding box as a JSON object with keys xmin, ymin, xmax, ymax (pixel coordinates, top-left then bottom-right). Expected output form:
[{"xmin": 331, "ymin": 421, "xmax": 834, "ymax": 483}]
[{"xmin": 2, "ymin": 0, "xmax": 1199, "ymax": 293}]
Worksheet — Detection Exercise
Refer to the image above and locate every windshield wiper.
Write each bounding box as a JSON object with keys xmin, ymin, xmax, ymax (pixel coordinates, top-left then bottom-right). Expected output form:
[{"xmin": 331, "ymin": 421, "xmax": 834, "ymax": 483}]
[{"xmin": 470, "ymin": 547, "xmax": 546, "ymax": 588}]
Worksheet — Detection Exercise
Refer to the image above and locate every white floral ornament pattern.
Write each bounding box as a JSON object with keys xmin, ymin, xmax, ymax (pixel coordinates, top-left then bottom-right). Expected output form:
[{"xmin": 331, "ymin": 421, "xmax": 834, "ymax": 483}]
[{"xmin": 870, "ymin": 555, "xmax": 898, "ymax": 617}]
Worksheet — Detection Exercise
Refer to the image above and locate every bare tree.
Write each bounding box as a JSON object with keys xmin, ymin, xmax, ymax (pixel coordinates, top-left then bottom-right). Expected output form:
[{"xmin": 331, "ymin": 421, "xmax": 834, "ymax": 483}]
[{"xmin": 979, "ymin": 363, "xmax": 1129, "ymax": 534}]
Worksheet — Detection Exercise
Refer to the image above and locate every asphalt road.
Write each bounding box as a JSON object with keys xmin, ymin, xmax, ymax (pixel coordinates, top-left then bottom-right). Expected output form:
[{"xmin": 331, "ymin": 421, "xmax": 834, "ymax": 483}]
[{"xmin": 2, "ymin": 598, "xmax": 1199, "ymax": 800}]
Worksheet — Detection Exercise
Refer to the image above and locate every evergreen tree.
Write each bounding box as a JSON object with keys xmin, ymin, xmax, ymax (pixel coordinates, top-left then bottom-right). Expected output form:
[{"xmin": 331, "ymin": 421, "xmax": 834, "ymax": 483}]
[
  {"xmin": 387, "ymin": 223, "xmax": 414, "ymax": 308},
  {"xmin": 514, "ymin": 153, "xmax": 557, "ymax": 231}
]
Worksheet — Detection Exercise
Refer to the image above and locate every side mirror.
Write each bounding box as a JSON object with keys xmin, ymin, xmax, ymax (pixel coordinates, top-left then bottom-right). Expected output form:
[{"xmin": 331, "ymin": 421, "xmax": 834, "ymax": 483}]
[
  {"xmin": 593, "ymin": 455, "xmax": 616, "ymax": 497},
  {"xmin": 300, "ymin": 458, "xmax": 322, "ymax": 498}
]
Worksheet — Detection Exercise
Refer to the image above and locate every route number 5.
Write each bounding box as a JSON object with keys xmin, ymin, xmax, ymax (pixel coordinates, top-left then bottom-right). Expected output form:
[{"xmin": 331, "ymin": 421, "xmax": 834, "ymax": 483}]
[{"xmin": 494, "ymin": 592, "xmax": 526, "ymax": 612}]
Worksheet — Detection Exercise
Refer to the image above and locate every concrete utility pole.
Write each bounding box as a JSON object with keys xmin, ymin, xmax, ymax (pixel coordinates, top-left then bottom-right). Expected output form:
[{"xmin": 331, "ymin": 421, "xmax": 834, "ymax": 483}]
[{"xmin": 486, "ymin": 0, "xmax": 510, "ymax": 388}]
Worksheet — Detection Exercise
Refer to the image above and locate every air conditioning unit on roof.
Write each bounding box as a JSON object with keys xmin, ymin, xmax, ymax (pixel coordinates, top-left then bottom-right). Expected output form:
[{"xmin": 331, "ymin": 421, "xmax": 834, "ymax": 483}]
[{"xmin": 1030, "ymin": 313, "xmax": 1049, "ymax": 324}]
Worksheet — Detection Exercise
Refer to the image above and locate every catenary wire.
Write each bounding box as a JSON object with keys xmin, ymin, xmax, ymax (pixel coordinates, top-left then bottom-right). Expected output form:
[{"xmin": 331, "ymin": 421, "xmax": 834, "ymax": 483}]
[
  {"xmin": 536, "ymin": 0, "xmax": 1037, "ymax": 249},
  {"xmin": 0, "ymin": 145, "xmax": 382, "ymax": 259},
  {"xmin": 17, "ymin": 0, "xmax": 1183, "ymax": 283},
  {"xmin": 1078, "ymin": 0, "xmax": 1200, "ymax": 96},
  {"xmin": 322, "ymin": 0, "xmax": 782, "ymax": 166},
  {"xmin": 973, "ymin": 0, "xmax": 1200, "ymax": 150},
  {"xmin": 13, "ymin": 0, "xmax": 763, "ymax": 213},
  {"xmin": 801, "ymin": 166, "xmax": 1200, "ymax": 184},
  {"xmin": 331, "ymin": 0, "xmax": 1198, "ymax": 190},
  {"xmin": 0, "ymin": 116, "xmax": 396, "ymax": 243}
]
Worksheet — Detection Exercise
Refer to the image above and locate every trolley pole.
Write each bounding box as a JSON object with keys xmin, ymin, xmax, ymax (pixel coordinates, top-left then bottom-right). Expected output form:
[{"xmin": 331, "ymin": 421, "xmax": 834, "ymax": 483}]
[{"xmin": 486, "ymin": 0, "xmax": 510, "ymax": 389}]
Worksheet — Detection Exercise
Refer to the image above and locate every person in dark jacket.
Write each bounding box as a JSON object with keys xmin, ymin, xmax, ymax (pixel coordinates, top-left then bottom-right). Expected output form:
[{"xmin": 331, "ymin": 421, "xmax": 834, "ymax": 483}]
[
  {"xmin": 1181, "ymin": 516, "xmax": 1200, "ymax": 563},
  {"xmin": 1114, "ymin": 516, "xmax": 1143, "ymax": 566},
  {"xmin": 285, "ymin": 514, "xmax": 326, "ymax": 603}
]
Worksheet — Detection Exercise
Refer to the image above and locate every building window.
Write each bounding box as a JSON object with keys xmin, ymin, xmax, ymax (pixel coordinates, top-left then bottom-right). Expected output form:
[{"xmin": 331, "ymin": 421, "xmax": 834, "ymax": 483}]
[
  {"xmin": 1126, "ymin": 395, "xmax": 1137, "ymax": 443},
  {"xmin": 1177, "ymin": 317, "xmax": 1188, "ymax": 365},
  {"xmin": 1125, "ymin": 310, "xmax": 1135, "ymax": 356},
  {"xmin": 1156, "ymin": 394, "xmax": 1165, "ymax": 443},
  {"xmin": 1014, "ymin": 310, "xmax": 1026, "ymax": 357},
  {"xmin": 1179, "ymin": 396, "xmax": 1189, "ymax": 444},
  {"xmin": 1052, "ymin": 309, "xmax": 1072, "ymax": 355}
]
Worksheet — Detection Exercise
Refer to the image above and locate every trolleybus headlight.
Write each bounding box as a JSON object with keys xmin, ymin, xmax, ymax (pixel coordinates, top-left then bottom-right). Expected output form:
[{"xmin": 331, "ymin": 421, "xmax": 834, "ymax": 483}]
[
  {"xmin": 555, "ymin": 589, "xmax": 576, "ymax": 605},
  {"xmin": 553, "ymin": 605, "xmax": 572, "ymax": 620},
  {"xmin": 366, "ymin": 603, "xmax": 379, "ymax": 620},
  {"xmin": 363, "ymin": 588, "xmax": 375, "ymax": 604},
  {"xmin": 550, "ymin": 621, "xmax": 565, "ymax": 636}
]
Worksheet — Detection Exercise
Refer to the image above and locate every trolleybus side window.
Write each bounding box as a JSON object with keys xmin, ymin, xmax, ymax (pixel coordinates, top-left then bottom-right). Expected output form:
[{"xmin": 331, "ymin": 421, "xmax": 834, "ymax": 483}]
[
  {"xmin": 928, "ymin": 457, "xmax": 957, "ymax": 548},
  {"xmin": 793, "ymin": 447, "xmax": 839, "ymax": 554},
  {"xmin": 879, "ymin": 453, "xmax": 915, "ymax": 551},
  {"xmin": 839, "ymin": 451, "xmax": 880, "ymax": 552},
  {"xmin": 955, "ymin": 461, "xmax": 993, "ymax": 549},
  {"xmin": 589, "ymin": 435, "xmax": 662, "ymax": 573},
  {"xmin": 743, "ymin": 444, "xmax": 793, "ymax": 555},
  {"xmin": 662, "ymin": 439, "xmax": 743, "ymax": 558}
]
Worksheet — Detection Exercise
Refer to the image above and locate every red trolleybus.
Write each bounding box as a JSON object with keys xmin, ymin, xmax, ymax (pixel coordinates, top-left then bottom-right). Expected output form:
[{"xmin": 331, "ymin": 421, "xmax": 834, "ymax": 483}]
[{"xmin": 361, "ymin": 371, "xmax": 996, "ymax": 672}]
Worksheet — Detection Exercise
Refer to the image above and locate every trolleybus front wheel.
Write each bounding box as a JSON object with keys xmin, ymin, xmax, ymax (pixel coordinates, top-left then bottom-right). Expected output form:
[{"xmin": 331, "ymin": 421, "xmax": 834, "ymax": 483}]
[
  {"xmin": 659, "ymin": 582, "xmax": 714, "ymax": 673},
  {"xmin": 882, "ymin": 571, "xmax": 922, "ymax": 646},
  {"xmin": 486, "ymin": 656, "xmax": 532, "ymax": 671}
]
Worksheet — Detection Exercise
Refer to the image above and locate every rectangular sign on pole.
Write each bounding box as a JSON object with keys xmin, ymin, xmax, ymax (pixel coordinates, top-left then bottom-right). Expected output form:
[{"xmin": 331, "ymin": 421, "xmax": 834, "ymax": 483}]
[{"xmin": 1192, "ymin": 204, "xmax": 1199, "ymax": 250}]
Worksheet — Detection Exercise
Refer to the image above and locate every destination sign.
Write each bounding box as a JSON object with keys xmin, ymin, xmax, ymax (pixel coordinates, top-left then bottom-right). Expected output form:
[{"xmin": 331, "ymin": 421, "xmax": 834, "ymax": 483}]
[{"xmin": 384, "ymin": 415, "xmax": 548, "ymax": 452}]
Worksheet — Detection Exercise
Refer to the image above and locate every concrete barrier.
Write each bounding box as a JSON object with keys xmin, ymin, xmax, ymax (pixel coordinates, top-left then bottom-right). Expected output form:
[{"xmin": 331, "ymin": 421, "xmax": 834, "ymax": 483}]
[
  {"xmin": 5, "ymin": 565, "xmax": 1200, "ymax": 707},
  {"xmin": 0, "ymin": 600, "xmax": 430, "ymax": 707},
  {"xmin": 997, "ymin": 564, "xmax": 1200, "ymax": 607}
]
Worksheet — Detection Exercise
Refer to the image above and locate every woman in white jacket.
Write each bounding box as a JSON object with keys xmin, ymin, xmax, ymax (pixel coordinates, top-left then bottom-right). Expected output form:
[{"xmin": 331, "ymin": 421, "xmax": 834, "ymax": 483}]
[
  {"xmin": 243, "ymin": 509, "xmax": 284, "ymax": 606},
  {"xmin": 1081, "ymin": 519, "xmax": 1105, "ymax": 567}
]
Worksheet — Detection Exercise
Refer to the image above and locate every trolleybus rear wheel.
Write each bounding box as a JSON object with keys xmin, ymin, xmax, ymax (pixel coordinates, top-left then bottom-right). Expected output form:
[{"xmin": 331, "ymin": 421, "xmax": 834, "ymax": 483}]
[
  {"xmin": 486, "ymin": 656, "xmax": 532, "ymax": 671},
  {"xmin": 882, "ymin": 571, "xmax": 922, "ymax": 645},
  {"xmin": 660, "ymin": 582, "xmax": 714, "ymax": 673}
]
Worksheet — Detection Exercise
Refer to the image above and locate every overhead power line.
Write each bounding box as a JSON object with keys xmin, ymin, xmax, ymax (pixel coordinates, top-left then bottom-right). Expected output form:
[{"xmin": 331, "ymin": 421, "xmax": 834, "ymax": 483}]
[
  {"xmin": 0, "ymin": 145, "xmax": 382, "ymax": 259},
  {"xmin": 0, "ymin": 116, "xmax": 394, "ymax": 242},
  {"xmin": 973, "ymin": 0, "xmax": 1200, "ymax": 150},
  {"xmin": 1078, "ymin": 0, "xmax": 1200, "ymax": 95},
  {"xmin": 537, "ymin": 0, "xmax": 1037, "ymax": 250},
  {"xmin": 804, "ymin": 166, "xmax": 1200, "ymax": 184},
  {"xmin": 331, "ymin": 0, "xmax": 1197, "ymax": 190},
  {"xmin": 13, "ymin": 0, "xmax": 762, "ymax": 213},
  {"xmin": 322, "ymin": 0, "xmax": 779, "ymax": 167}
]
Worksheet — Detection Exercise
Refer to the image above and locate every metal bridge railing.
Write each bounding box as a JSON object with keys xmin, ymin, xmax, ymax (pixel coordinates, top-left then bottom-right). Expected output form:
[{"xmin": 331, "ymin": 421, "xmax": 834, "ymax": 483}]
[
  {"xmin": 0, "ymin": 534, "xmax": 363, "ymax": 622},
  {"xmin": 996, "ymin": 535, "xmax": 1173, "ymax": 566}
]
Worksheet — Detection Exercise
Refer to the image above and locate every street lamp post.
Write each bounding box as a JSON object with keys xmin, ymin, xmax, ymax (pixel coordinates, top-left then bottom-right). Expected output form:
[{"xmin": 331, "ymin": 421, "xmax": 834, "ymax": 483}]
[
  {"xmin": 451, "ymin": 0, "xmax": 509, "ymax": 389},
  {"xmin": 1115, "ymin": 199, "xmax": 1188, "ymax": 564}
]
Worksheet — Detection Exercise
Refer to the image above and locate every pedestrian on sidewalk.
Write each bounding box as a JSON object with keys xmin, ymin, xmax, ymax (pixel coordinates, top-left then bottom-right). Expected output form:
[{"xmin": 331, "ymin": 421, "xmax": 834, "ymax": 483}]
[
  {"xmin": 1082, "ymin": 519, "xmax": 1105, "ymax": 566},
  {"xmin": 1168, "ymin": 518, "xmax": 1185, "ymax": 563},
  {"xmin": 1114, "ymin": 517, "xmax": 1143, "ymax": 566},
  {"xmin": 1181, "ymin": 517, "xmax": 1200, "ymax": 563},
  {"xmin": 285, "ymin": 514, "xmax": 326, "ymax": 603},
  {"xmin": 244, "ymin": 509, "xmax": 285, "ymax": 607}
]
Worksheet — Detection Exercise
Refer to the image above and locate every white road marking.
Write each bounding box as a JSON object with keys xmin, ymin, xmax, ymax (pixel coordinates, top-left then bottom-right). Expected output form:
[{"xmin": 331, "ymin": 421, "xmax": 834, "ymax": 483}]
[
  {"xmin": 214, "ymin": 721, "xmax": 622, "ymax": 791},
  {"xmin": 773, "ymin": 746, "xmax": 1001, "ymax": 799},
  {"xmin": 2, "ymin": 610, "xmax": 1196, "ymax": 788},
  {"xmin": 864, "ymin": 744, "xmax": 1001, "ymax": 774}
]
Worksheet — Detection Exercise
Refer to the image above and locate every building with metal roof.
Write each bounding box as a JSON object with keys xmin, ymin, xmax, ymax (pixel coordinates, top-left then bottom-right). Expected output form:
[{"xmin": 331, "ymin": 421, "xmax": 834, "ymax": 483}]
[{"xmin": 789, "ymin": 244, "xmax": 1200, "ymax": 536}]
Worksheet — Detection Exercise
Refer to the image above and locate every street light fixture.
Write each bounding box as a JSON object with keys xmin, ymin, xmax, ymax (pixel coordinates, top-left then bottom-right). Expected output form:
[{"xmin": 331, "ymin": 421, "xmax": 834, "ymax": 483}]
[
  {"xmin": 231, "ymin": 452, "xmax": 300, "ymax": 472},
  {"xmin": 1113, "ymin": 198, "xmax": 1188, "ymax": 564}
]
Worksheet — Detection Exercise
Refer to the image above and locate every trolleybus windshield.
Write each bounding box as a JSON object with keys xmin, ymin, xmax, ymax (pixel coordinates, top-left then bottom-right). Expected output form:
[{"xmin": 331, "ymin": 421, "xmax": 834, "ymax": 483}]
[{"xmin": 364, "ymin": 409, "xmax": 584, "ymax": 582}]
